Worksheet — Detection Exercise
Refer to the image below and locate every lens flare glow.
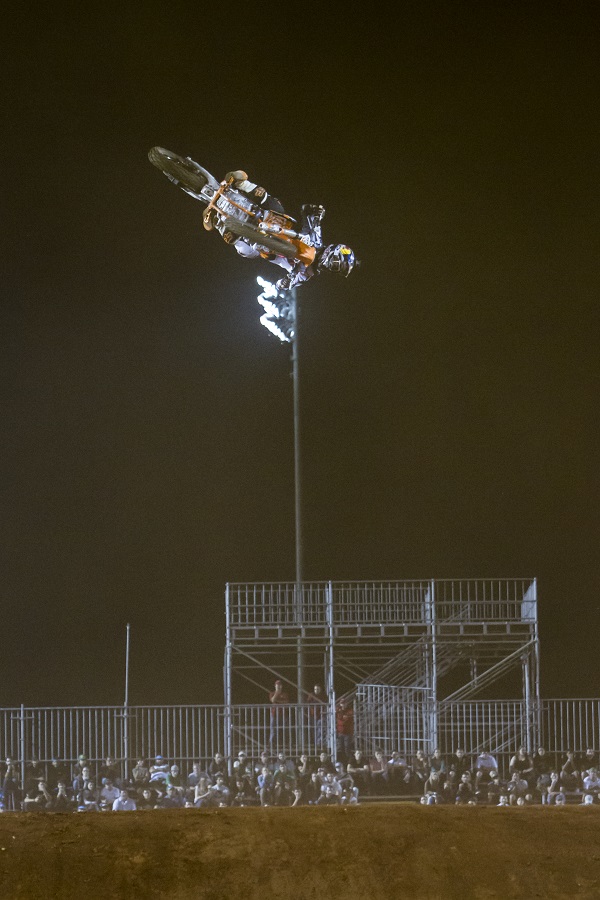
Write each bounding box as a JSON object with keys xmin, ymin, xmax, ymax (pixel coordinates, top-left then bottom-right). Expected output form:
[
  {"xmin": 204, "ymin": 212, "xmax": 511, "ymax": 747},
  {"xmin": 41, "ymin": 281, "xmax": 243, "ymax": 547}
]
[{"xmin": 255, "ymin": 277, "xmax": 294, "ymax": 342}]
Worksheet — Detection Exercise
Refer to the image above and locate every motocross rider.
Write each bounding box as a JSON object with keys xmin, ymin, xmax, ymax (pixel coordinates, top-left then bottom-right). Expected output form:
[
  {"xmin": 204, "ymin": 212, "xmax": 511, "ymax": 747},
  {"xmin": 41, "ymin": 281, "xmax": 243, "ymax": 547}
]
[{"xmin": 218, "ymin": 170, "xmax": 356, "ymax": 292}]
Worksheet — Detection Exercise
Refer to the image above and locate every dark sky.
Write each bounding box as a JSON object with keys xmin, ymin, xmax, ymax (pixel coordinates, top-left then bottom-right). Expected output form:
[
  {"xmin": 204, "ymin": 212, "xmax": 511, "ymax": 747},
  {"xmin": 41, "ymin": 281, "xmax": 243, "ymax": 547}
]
[{"xmin": 2, "ymin": 5, "xmax": 598, "ymax": 706}]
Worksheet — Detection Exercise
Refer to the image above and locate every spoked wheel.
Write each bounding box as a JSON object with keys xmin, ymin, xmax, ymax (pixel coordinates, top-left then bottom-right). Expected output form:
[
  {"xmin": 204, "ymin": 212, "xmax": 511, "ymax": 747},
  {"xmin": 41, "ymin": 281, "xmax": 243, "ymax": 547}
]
[
  {"xmin": 148, "ymin": 147, "xmax": 210, "ymax": 197},
  {"xmin": 222, "ymin": 217, "xmax": 299, "ymax": 260}
]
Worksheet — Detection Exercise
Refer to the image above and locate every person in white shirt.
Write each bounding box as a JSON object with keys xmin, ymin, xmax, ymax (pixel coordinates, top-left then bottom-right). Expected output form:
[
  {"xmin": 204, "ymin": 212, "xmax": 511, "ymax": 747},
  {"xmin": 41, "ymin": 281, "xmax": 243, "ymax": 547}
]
[{"xmin": 112, "ymin": 789, "xmax": 137, "ymax": 811}]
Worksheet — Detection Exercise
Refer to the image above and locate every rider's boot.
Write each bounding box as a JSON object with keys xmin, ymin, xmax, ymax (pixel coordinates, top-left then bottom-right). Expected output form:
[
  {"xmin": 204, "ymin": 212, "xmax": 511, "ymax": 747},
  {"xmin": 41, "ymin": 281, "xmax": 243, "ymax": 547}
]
[
  {"xmin": 300, "ymin": 203, "xmax": 326, "ymax": 247},
  {"xmin": 225, "ymin": 170, "xmax": 271, "ymax": 205},
  {"xmin": 225, "ymin": 170, "xmax": 248, "ymax": 185}
]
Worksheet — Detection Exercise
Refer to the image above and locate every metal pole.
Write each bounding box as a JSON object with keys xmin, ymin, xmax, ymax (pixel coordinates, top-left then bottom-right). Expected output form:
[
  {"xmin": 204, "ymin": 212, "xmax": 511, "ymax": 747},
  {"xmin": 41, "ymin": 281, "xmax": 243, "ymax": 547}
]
[
  {"xmin": 123, "ymin": 623, "xmax": 130, "ymax": 779},
  {"xmin": 291, "ymin": 288, "xmax": 303, "ymax": 586},
  {"xmin": 20, "ymin": 704, "xmax": 26, "ymax": 796},
  {"xmin": 224, "ymin": 583, "xmax": 232, "ymax": 766},
  {"xmin": 291, "ymin": 288, "xmax": 305, "ymax": 705}
]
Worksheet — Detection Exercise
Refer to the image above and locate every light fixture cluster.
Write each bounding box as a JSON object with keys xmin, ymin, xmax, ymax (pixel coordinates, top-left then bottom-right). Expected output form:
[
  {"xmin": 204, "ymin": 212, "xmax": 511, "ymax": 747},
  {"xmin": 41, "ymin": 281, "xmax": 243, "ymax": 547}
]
[{"xmin": 256, "ymin": 277, "xmax": 295, "ymax": 343}]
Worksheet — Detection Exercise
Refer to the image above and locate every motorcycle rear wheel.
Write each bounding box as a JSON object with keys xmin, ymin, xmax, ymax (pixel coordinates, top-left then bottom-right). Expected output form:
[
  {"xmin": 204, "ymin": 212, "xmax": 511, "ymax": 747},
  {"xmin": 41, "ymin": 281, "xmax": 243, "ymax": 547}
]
[
  {"xmin": 148, "ymin": 147, "xmax": 209, "ymax": 195},
  {"xmin": 222, "ymin": 218, "xmax": 299, "ymax": 260}
]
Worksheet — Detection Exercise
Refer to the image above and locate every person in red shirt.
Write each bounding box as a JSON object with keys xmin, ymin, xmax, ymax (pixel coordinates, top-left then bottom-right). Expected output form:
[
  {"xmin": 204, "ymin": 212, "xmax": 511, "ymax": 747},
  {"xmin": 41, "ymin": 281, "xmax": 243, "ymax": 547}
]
[
  {"xmin": 269, "ymin": 680, "xmax": 289, "ymax": 748},
  {"xmin": 336, "ymin": 698, "xmax": 354, "ymax": 763}
]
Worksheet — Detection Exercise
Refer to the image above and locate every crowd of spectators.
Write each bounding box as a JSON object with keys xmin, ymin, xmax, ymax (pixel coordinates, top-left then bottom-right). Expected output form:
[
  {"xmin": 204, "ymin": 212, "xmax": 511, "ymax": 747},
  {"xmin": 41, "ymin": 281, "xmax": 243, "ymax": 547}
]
[
  {"xmin": 411, "ymin": 746, "xmax": 600, "ymax": 806},
  {"xmin": 2, "ymin": 745, "xmax": 599, "ymax": 812},
  {"xmin": 0, "ymin": 750, "xmax": 360, "ymax": 812}
]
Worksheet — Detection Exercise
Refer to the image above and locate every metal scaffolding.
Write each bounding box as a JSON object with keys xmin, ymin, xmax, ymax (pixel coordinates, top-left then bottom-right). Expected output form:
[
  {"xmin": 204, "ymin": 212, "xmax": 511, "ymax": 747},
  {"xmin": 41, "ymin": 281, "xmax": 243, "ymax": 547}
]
[{"xmin": 224, "ymin": 578, "xmax": 540, "ymax": 757}]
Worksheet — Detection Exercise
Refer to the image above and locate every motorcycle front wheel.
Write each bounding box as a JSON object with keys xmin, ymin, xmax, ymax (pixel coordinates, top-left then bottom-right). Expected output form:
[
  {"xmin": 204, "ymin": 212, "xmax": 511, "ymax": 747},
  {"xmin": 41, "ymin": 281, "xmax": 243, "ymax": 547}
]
[{"xmin": 148, "ymin": 147, "xmax": 210, "ymax": 196}]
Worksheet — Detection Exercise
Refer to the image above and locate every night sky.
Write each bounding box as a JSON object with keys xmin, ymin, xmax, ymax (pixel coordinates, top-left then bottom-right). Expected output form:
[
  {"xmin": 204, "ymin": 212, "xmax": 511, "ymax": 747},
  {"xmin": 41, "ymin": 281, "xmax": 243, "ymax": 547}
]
[{"xmin": 2, "ymin": 6, "xmax": 598, "ymax": 707}]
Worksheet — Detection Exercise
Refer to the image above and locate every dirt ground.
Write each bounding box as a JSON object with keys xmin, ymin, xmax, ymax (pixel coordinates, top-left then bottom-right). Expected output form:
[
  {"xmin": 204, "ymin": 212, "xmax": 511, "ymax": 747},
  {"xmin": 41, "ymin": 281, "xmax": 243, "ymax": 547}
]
[{"xmin": 0, "ymin": 804, "xmax": 599, "ymax": 899}]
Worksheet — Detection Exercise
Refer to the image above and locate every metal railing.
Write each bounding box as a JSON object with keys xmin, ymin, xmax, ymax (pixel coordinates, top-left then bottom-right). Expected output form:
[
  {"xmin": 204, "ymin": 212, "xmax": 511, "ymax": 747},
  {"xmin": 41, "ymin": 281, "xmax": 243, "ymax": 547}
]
[
  {"xmin": 226, "ymin": 579, "xmax": 537, "ymax": 629},
  {"xmin": 1, "ymin": 697, "xmax": 598, "ymax": 784}
]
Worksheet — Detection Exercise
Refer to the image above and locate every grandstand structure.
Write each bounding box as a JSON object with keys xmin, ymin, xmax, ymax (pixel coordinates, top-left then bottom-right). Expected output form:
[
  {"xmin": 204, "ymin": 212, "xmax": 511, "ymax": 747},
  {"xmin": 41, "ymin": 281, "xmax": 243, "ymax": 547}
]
[
  {"xmin": 11, "ymin": 574, "xmax": 600, "ymax": 784},
  {"xmin": 224, "ymin": 578, "xmax": 540, "ymax": 759}
]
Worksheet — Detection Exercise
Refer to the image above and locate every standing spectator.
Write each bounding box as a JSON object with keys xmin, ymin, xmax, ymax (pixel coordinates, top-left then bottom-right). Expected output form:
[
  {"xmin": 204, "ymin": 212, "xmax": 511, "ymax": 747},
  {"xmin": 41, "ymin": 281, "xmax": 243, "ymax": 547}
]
[
  {"xmin": 306, "ymin": 684, "xmax": 327, "ymax": 749},
  {"xmin": 269, "ymin": 680, "xmax": 290, "ymax": 748},
  {"xmin": 336, "ymin": 698, "xmax": 354, "ymax": 763}
]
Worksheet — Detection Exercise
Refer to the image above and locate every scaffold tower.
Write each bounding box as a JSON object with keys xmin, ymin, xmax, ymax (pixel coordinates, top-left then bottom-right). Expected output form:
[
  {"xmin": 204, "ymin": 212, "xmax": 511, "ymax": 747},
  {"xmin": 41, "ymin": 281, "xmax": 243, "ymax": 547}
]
[{"xmin": 224, "ymin": 578, "xmax": 539, "ymax": 758}]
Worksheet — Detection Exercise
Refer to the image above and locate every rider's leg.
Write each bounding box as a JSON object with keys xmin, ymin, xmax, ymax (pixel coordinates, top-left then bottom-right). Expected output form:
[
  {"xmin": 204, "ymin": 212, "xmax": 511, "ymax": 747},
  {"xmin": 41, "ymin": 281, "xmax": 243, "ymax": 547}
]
[{"xmin": 225, "ymin": 172, "xmax": 285, "ymax": 214}]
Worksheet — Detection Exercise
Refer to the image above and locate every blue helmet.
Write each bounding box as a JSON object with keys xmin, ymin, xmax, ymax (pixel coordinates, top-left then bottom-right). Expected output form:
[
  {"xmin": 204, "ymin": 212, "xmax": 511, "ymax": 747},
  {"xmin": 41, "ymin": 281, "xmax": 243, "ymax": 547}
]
[{"xmin": 317, "ymin": 244, "xmax": 356, "ymax": 278}]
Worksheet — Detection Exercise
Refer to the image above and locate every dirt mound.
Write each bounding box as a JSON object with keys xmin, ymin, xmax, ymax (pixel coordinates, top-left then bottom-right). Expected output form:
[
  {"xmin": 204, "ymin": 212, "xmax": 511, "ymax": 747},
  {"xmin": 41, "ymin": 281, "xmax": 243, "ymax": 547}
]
[{"xmin": 0, "ymin": 804, "xmax": 598, "ymax": 899}]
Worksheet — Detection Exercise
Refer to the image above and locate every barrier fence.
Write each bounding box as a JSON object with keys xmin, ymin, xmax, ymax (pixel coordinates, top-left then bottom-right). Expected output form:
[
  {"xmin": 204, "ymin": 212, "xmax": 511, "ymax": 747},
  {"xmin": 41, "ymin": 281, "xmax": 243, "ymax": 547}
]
[{"xmin": 2, "ymin": 699, "xmax": 600, "ymax": 786}]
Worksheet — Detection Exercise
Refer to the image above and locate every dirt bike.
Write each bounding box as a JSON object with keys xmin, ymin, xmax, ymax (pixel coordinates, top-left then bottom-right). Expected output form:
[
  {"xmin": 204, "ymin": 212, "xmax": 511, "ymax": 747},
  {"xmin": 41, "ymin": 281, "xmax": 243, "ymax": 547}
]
[{"xmin": 148, "ymin": 147, "xmax": 317, "ymax": 269}]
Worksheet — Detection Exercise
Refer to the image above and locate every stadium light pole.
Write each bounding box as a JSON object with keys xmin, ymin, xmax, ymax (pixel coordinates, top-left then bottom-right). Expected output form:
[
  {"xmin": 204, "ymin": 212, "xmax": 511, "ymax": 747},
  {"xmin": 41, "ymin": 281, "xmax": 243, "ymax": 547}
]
[
  {"xmin": 256, "ymin": 278, "xmax": 304, "ymax": 699},
  {"xmin": 291, "ymin": 288, "xmax": 303, "ymax": 587},
  {"xmin": 291, "ymin": 288, "xmax": 305, "ymax": 702}
]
